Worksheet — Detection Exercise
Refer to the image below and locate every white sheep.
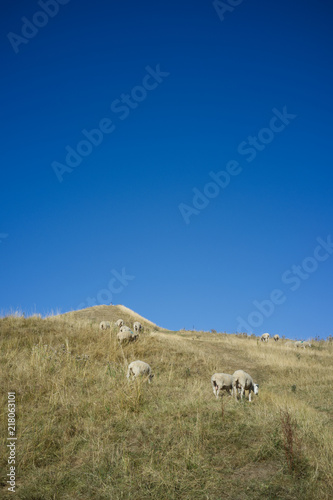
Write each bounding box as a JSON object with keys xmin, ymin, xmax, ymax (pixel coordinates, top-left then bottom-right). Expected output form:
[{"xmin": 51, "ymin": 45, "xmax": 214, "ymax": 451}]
[
  {"xmin": 284, "ymin": 341, "xmax": 296, "ymax": 348},
  {"xmin": 273, "ymin": 334, "xmax": 280, "ymax": 342},
  {"xmin": 133, "ymin": 321, "xmax": 142, "ymax": 332},
  {"xmin": 117, "ymin": 330, "xmax": 138, "ymax": 345},
  {"xmin": 120, "ymin": 325, "xmax": 132, "ymax": 333},
  {"xmin": 115, "ymin": 319, "xmax": 124, "ymax": 328},
  {"xmin": 99, "ymin": 321, "xmax": 111, "ymax": 330},
  {"xmin": 232, "ymin": 370, "xmax": 259, "ymax": 402},
  {"xmin": 261, "ymin": 333, "xmax": 270, "ymax": 342},
  {"xmin": 127, "ymin": 360, "xmax": 154, "ymax": 383},
  {"xmin": 211, "ymin": 373, "xmax": 233, "ymax": 399},
  {"xmin": 295, "ymin": 340, "xmax": 312, "ymax": 349}
]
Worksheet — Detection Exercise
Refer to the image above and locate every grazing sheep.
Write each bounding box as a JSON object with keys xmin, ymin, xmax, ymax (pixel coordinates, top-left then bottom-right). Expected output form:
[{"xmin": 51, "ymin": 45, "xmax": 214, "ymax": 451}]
[
  {"xmin": 120, "ymin": 325, "xmax": 132, "ymax": 333},
  {"xmin": 127, "ymin": 360, "xmax": 154, "ymax": 383},
  {"xmin": 211, "ymin": 373, "xmax": 233, "ymax": 399},
  {"xmin": 99, "ymin": 321, "xmax": 111, "ymax": 330},
  {"xmin": 261, "ymin": 333, "xmax": 270, "ymax": 342},
  {"xmin": 273, "ymin": 334, "xmax": 280, "ymax": 342},
  {"xmin": 232, "ymin": 370, "xmax": 259, "ymax": 402},
  {"xmin": 295, "ymin": 340, "xmax": 312, "ymax": 349},
  {"xmin": 117, "ymin": 330, "xmax": 138, "ymax": 345},
  {"xmin": 133, "ymin": 321, "xmax": 142, "ymax": 332},
  {"xmin": 115, "ymin": 319, "xmax": 124, "ymax": 328},
  {"xmin": 284, "ymin": 341, "xmax": 295, "ymax": 347}
]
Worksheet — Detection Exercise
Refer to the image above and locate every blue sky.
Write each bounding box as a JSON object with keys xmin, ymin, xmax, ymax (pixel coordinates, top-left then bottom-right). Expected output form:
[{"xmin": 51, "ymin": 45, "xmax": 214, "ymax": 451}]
[{"xmin": 1, "ymin": 0, "xmax": 332, "ymax": 339}]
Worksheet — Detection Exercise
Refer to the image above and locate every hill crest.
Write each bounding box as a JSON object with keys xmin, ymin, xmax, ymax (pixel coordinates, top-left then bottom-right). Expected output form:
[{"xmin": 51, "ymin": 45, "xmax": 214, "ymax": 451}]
[{"xmin": 61, "ymin": 304, "xmax": 165, "ymax": 330}]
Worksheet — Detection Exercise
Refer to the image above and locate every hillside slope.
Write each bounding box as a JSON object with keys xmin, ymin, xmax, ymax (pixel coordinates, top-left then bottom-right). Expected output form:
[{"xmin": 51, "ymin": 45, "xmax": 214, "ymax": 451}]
[{"xmin": 1, "ymin": 312, "xmax": 332, "ymax": 499}]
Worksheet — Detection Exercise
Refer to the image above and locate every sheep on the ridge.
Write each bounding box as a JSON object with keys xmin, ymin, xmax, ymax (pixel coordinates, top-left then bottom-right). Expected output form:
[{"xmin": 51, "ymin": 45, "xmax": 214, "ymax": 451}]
[
  {"xmin": 115, "ymin": 319, "xmax": 124, "ymax": 328},
  {"xmin": 232, "ymin": 370, "xmax": 259, "ymax": 402},
  {"xmin": 99, "ymin": 321, "xmax": 111, "ymax": 330},
  {"xmin": 127, "ymin": 360, "xmax": 154, "ymax": 383},
  {"xmin": 295, "ymin": 340, "xmax": 312, "ymax": 349},
  {"xmin": 284, "ymin": 341, "xmax": 296, "ymax": 347},
  {"xmin": 273, "ymin": 334, "xmax": 280, "ymax": 342},
  {"xmin": 120, "ymin": 325, "xmax": 132, "ymax": 333},
  {"xmin": 117, "ymin": 330, "xmax": 138, "ymax": 345},
  {"xmin": 133, "ymin": 321, "xmax": 142, "ymax": 332},
  {"xmin": 211, "ymin": 373, "xmax": 233, "ymax": 399},
  {"xmin": 261, "ymin": 333, "xmax": 270, "ymax": 342}
]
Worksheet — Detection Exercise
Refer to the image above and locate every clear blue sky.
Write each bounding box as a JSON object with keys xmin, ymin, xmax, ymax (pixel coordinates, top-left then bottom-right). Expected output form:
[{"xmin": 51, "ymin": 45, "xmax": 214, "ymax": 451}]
[{"xmin": 1, "ymin": 0, "xmax": 332, "ymax": 339}]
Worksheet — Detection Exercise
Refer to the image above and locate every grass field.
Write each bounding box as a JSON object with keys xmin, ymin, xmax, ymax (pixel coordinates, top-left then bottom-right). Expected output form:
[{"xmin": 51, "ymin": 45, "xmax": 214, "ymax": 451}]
[{"xmin": 1, "ymin": 308, "xmax": 333, "ymax": 499}]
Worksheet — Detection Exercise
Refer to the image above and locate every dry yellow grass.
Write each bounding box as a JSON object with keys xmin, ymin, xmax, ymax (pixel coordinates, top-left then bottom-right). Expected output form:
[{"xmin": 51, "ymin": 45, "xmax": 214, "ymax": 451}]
[{"xmin": 0, "ymin": 312, "xmax": 332, "ymax": 499}]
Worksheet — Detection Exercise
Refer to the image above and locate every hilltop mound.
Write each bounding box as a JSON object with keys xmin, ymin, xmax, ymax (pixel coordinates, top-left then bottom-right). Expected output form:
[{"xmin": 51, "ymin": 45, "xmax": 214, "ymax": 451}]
[{"xmin": 61, "ymin": 304, "xmax": 165, "ymax": 331}]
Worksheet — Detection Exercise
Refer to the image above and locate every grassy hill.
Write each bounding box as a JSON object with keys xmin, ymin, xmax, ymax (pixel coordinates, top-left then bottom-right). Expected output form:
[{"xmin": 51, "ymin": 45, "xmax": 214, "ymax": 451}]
[{"xmin": 1, "ymin": 309, "xmax": 333, "ymax": 499}]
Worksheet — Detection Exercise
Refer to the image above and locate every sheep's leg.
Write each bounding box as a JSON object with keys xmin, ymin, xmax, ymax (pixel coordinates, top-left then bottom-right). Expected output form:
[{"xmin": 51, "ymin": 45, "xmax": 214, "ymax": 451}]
[
  {"xmin": 248, "ymin": 390, "xmax": 252, "ymax": 402},
  {"xmin": 240, "ymin": 387, "xmax": 244, "ymax": 400},
  {"xmin": 127, "ymin": 368, "xmax": 135, "ymax": 381},
  {"xmin": 212, "ymin": 381, "xmax": 220, "ymax": 399}
]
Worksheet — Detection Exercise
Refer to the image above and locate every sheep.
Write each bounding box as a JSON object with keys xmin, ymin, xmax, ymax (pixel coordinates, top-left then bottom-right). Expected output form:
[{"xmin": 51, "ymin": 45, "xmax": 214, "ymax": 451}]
[
  {"xmin": 120, "ymin": 325, "xmax": 132, "ymax": 333},
  {"xmin": 133, "ymin": 321, "xmax": 142, "ymax": 332},
  {"xmin": 127, "ymin": 360, "xmax": 154, "ymax": 383},
  {"xmin": 273, "ymin": 334, "xmax": 280, "ymax": 342},
  {"xmin": 115, "ymin": 319, "xmax": 124, "ymax": 328},
  {"xmin": 117, "ymin": 330, "xmax": 138, "ymax": 345},
  {"xmin": 211, "ymin": 373, "xmax": 233, "ymax": 399},
  {"xmin": 261, "ymin": 333, "xmax": 270, "ymax": 342},
  {"xmin": 99, "ymin": 321, "xmax": 111, "ymax": 330},
  {"xmin": 295, "ymin": 340, "xmax": 312, "ymax": 349},
  {"xmin": 232, "ymin": 370, "xmax": 259, "ymax": 402}
]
